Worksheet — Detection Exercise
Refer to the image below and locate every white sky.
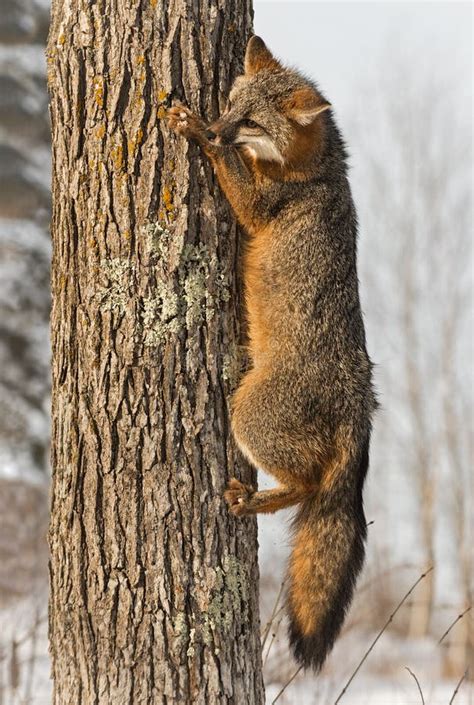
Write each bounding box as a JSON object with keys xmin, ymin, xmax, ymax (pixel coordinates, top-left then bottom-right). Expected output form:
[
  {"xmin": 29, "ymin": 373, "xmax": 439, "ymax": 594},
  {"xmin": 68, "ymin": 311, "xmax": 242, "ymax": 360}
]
[{"xmin": 254, "ymin": 1, "xmax": 472, "ymax": 114}]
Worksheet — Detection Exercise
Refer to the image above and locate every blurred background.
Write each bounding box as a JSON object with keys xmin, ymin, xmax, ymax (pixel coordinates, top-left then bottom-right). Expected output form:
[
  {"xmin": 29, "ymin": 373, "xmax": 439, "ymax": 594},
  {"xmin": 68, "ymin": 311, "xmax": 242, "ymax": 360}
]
[{"xmin": 0, "ymin": 1, "xmax": 471, "ymax": 704}]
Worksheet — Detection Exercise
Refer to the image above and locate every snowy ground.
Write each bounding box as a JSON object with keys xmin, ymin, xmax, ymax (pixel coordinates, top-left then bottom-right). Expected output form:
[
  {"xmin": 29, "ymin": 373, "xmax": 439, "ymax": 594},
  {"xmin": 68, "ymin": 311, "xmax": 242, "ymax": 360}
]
[
  {"xmin": 0, "ymin": 595, "xmax": 50, "ymax": 705},
  {"xmin": 265, "ymin": 678, "xmax": 472, "ymax": 705},
  {"xmin": 1, "ymin": 591, "xmax": 471, "ymax": 705}
]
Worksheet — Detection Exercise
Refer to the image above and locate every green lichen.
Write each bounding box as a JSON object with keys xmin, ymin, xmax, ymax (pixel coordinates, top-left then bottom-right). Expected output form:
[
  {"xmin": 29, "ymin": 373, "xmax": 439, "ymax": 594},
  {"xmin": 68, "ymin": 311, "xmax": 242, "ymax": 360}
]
[
  {"xmin": 98, "ymin": 258, "xmax": 135, "ymax": 314},
  {"xmin": 172, "ymin": 555, "xmax": 249, "ymax": 659},
  {"xmin": 138, "ymin": 223, "xmax": 231, "ymax": 348},
  {"xmin": 224, "ymin": 555, "xmax": 249, "ymax": 606},
  {"xmin": 186, "ymin": 627, "xmax": 196, "ymax": 658},
  {"xmin": 202, "ymin": 555, "xmax": 249, "ymax": 638},
  {"xmin": 173, "ymin": 612, "xmax": 189, "ymax": 647},
  {"xmin": 183, "ymin": 268, "xmax": 208, "ymax": 328},
  {"xmin": 180, "ymin": 243, "xmax": 230, "ymax": 327},
  {"xmin": 142, "ymin": 222, "xmax": 172, "ymax": 257},
  {"xmin": 142, "ymin": 285, "xmax": 180, "ymax": 347}
]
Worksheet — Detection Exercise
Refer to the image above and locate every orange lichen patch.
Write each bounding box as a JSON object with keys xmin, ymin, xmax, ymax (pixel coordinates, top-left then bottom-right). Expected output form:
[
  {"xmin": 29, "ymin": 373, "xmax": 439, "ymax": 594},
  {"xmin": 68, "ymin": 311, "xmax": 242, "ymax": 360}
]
[
  {"xmin": 110, "ymin": 144, "xmax": 124, "ymax": 171},
  {"xmin": 58, "ymin": 34, "xmax": 66, "ymax": 46},
  {"xmin": 93, "ymin": 76, "xmax": 104, "ymax": 108},
  {"xmin": 95, "ymin": 124, "xmax": 105, "ymax": 139},
  {"xmin": 150, "ymin": 0, "xmax": 157, "ymax": 7},
  {"xmin": 137, "ymin": 55, "xmax": 145, "ymax": 65},
  {"xmin": 127, "ymin": 128, "xmax": 143, "ymax": 156},
  {"xmin": 157, "ymin": 90, "xmax": 168, "ymax": 103},
  {"xmin": 162, "ymin": 185, "xmax": 174, "ymax": 213},
  {"xmin": 157, "ymin": 105, "xmax": 167, "ymax": 120}
]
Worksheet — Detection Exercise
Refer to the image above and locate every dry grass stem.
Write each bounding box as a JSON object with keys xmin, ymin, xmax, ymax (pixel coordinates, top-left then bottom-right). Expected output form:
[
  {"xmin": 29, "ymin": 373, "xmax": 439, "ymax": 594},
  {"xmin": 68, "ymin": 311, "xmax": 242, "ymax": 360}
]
[
  {"xmin": 262, "ymin": 580, "xmax": 286, "ymax": 650},
  {"xmin": 271, "ymin": 665, "xmax": 303, "ymax": 704},
  {"xmin": 438, "ymin": 606, "xmax": 471, "ymax": 645},
  {"xmin": 333, "ymin": 566, "xmax": 434, "ymax": 704},
  {"xmin": 405, "ymin": 666, "xmax": 425, "ymax": 704},
  {"xmin": 448, "ymin": 669, "xmax": 468, "ymax": 705},
  {"xmin": 263, "ymin": 615, "xmax": 284, "ymax": 667}
]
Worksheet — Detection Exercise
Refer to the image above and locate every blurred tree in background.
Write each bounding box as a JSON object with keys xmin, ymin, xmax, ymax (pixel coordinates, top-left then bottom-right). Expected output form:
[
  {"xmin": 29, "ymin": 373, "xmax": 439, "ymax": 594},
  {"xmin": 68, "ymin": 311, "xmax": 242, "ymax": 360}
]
[
  {"xmin": 0, "ymin": 0, "xmax": 51, "ymax": 478},
  {"xmin": 0, "ymin": 0, "xmax": 50, "ymax": 616}
]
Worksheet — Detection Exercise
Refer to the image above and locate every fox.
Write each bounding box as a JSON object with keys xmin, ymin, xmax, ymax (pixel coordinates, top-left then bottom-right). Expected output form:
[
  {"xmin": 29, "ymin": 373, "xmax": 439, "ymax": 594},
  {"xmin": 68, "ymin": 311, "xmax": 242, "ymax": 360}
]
[{"xmin": 167, "ymin": 36, "xmax": 377, "ymax": 672}]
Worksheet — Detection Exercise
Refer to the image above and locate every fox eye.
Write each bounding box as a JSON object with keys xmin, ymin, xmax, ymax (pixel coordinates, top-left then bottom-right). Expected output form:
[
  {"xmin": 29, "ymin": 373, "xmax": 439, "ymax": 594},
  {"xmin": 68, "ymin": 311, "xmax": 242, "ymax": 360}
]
[{"xmin": 242, "ymin": 119, "xmax": 259, "ymax": 129}]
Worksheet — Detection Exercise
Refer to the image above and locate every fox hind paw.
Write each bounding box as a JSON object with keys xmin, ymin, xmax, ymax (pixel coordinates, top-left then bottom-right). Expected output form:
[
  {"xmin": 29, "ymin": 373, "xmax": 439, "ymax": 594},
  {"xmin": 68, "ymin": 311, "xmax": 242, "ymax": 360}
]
[{"xmin": 224, "ymin": 478, "xmax": 255, "ymax": 516}]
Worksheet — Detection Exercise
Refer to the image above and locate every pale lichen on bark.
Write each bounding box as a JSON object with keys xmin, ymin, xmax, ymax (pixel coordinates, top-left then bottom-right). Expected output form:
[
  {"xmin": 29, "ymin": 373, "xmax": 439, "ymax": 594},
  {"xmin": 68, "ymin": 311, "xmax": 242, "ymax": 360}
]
[{"xmin": 98, "ymin": 258, "xmax": 136, "ymax": 313}]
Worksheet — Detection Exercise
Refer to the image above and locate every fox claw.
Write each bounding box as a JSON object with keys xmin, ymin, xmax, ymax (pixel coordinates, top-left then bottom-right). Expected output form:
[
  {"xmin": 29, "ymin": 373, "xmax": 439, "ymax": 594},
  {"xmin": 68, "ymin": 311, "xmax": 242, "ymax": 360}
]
[
  {"xmin": 167, "ymin": 104, "xmax": 207, "ymax": 140},
  {"xmin": 224, "ymin": 478, "xmax": 255, "ymax": 516}
]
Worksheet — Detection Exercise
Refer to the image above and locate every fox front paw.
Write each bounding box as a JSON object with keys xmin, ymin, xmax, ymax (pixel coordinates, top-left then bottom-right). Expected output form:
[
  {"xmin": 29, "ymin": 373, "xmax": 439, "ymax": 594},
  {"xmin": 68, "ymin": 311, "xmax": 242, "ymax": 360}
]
[
  {"xmin": 224, "ymin": 478, "xmax": 255, "ymax": 516},
  {"xmin": 167, "ymin": 104, "xmax": 207, "ymax": 141}
]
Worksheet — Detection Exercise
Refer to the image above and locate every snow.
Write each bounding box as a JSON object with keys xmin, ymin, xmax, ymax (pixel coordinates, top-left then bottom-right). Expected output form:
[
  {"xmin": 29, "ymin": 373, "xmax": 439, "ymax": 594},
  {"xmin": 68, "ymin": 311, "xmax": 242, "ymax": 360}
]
[
  {"xmin": 0, "ymin": 595, "xmax": 51, "ymax": 705},
  {"xmin": 265, "ymin": 677, "xmax": 471, "ymax": 705}
]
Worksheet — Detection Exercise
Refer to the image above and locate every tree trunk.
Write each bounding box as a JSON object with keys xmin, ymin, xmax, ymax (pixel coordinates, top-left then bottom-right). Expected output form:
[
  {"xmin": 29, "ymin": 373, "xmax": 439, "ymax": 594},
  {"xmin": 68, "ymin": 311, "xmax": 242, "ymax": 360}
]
[{"xmin": 47, "ymin": 2, "xmax": 264, "ymax": 704}]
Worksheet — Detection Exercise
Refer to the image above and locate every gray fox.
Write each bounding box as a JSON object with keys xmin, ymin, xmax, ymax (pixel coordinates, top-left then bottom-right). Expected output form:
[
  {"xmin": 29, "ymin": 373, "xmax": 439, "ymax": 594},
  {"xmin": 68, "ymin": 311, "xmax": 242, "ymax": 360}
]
[{"xmin": 168, "ymin": 36, "xmax": 377, "ymax": 672}]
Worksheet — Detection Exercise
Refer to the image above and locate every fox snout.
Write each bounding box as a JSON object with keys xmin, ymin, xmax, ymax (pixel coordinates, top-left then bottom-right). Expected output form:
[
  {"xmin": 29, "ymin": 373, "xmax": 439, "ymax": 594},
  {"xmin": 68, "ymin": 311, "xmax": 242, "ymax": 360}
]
[{"xmin": 207, "ymin": 118, "xmax": 236, "ymax": 145}]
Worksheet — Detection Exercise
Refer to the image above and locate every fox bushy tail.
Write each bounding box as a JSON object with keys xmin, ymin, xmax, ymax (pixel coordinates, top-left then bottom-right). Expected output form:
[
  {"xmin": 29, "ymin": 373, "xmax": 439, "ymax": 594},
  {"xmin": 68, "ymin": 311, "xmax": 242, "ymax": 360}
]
[{"xmin": 287, "ymin": 438, "xmax": 370, "ymax": 671}]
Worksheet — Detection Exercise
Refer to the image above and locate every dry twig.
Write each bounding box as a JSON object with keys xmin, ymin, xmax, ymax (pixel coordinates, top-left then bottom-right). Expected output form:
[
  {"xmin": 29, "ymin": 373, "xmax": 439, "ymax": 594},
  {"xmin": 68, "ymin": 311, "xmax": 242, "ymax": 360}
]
[
  {"xmin": 262, "ymin": 580, "xmax": 286, "ymax": 650},
  {"xmin": 438, "ymin": 606, "xmax": 471, "ymax": 645},
  {"xmin": 448, "ymin": 669, "xmax": 468, "ymax": 705},
  {"xmin": 263, "ymin": 615, "xmax": 284, "ymax": 667},
  {"xmin": 405, "ymin": 666, "xmax": 425, "ymax": 704},
  {"xmin": 271, "ymin": 665, "xmax": 303, "ymax": 704},
  {"xmin": 333, "ymin": 566, "xmax": 434, "ymax": 704}
]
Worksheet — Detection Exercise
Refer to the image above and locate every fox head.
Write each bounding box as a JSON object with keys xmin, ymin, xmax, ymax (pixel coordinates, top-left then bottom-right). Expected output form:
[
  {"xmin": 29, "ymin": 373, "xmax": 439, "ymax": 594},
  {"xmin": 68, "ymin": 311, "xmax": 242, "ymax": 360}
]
[{"xmin": 208, "ymin": 36, "xmax": 332, "ymax": 171}]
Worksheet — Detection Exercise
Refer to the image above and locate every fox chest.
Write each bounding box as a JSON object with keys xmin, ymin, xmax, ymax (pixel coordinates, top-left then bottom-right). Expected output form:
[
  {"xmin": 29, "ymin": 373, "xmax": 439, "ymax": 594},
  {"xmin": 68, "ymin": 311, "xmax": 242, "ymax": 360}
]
[{"xmin": 244, "ymin": 243, "xmax": 285, "ymax": 357}]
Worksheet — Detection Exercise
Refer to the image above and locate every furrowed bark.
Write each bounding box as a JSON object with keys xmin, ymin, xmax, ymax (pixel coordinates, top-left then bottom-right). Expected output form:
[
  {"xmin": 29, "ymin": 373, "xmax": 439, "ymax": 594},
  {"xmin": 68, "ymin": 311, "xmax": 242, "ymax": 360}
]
[{"xmin": 47, "ymin": 1, "xmax": 264, "ymax": 703}]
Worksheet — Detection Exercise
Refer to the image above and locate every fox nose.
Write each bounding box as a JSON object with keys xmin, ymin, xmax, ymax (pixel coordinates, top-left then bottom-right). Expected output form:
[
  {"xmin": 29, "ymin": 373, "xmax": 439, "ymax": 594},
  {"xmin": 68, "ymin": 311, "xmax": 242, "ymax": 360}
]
[{"xmin": 209, "ymin": 119, "xmax": 235, "ymax": 145}]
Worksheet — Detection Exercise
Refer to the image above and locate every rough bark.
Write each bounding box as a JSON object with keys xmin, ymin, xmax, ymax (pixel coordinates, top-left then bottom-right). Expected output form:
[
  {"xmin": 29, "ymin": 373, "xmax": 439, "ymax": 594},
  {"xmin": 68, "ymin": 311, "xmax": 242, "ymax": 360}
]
[{"xmin": 47, "ymin": 2, "xmax": 264, "ymax": 704}]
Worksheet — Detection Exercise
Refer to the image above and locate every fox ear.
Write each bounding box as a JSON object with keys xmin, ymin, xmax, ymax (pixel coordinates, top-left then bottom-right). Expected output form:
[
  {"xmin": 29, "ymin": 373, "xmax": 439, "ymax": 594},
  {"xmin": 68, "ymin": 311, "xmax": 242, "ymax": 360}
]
[
  {"xmin": 285, "ymin": 88, "xmax": 331, "ymax": 126},
  {"xmin": 245, "ymin": 36, "xmax": 281, "ymax": 75}
]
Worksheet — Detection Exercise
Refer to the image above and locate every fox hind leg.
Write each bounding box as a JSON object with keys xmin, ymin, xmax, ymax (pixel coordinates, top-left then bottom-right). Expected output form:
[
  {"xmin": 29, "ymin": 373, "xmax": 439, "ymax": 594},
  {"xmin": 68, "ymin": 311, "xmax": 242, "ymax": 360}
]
[{"xmin": 224, "ymin": 478, "xmax": 311, "ymax": 516}]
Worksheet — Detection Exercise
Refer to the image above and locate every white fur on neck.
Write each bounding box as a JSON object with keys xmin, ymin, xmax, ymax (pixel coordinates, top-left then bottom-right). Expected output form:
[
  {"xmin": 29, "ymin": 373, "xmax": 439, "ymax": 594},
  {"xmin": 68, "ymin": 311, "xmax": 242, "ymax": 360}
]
[{"xmin": 235, "ymin": 133, "xmax": 284, "ymax": 164}]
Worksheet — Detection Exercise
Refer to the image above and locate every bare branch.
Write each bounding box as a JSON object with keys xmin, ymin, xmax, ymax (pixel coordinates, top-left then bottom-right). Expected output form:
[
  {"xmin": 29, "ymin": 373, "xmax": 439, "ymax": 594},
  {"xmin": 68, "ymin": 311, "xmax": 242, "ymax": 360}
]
[
  {"xmin": 261, "ymin": 580, "xmax": 286, "ymax": 650},
  {"xmin": 438, "ymin": 606, "xmax": 472, "ymax": 645},
  {"xmin": 263, "ymin": 615, "xmax": 284, "ymax": 667},
  {"xmin": 271, "ymin": 665, "xmax": 303, "ymax": 704},
  {"xmin": 449, "ymin": 670, "xmax": 468, "ymax": 705},
  {"xmin": 334, "ymin": 567, "xmax": 434, "ymax": 704},
  {"xmin": 405, "ymin": 667, "xmax": 425, "ymax": 705}
]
